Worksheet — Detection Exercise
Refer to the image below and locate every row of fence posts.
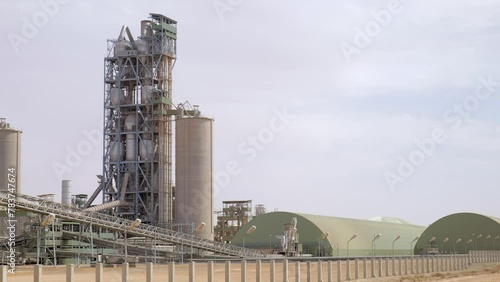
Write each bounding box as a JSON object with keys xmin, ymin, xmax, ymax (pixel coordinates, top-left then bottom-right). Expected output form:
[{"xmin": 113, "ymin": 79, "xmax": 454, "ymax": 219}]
[{"xmin": 1, "ymin": 251, "xmax": 499, "ymax": 282}]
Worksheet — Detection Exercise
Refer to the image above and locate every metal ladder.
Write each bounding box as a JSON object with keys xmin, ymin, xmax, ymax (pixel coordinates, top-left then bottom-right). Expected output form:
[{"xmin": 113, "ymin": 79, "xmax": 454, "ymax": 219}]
[{"xmin": 0, "ymin": 192, "xmax": 263, "ymax": 258}]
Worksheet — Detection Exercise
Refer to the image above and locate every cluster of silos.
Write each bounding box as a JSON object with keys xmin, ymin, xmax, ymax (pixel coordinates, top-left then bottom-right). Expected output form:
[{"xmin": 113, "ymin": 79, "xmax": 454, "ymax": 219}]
[{"xmin": 175, "ymin": 117, "xmax": 214, "ymax": 240}]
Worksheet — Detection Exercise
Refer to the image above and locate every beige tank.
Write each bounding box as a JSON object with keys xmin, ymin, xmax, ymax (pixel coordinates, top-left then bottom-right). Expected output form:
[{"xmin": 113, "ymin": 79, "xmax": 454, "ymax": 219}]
[{"xmin": 175, "ymin": 117, "xmax": 213, "ymax": 240}]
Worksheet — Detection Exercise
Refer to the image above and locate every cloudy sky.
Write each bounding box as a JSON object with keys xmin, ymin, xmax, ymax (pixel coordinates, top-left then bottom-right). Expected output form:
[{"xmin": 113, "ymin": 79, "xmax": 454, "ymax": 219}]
[{"xmin": 1, "ymin": 0, "xmax": 500, "ymax": 226}]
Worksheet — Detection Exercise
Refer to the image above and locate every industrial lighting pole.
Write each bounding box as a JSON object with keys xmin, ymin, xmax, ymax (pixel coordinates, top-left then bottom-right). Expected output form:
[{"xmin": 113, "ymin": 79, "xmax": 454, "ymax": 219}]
[
  {"xmin": 372, "ymin": 233, "xmax": 381, "ymax": 257},
  {"xmin": 190, "ymin": 222, "xmax": 206, "ymax": 261},
  {"xmin": 442, "ymin": 238, "xmax": 449, "ymax": 254},
  {"xmin": 269, "ymin": 234, "xmax": 273, "ymax": 255},
  {"xmin": 347, "ymin": 234, "xmax": 358, "ymax": 260},
  {"xmin": 410, "ymin": 236, "xmax": 419, "ymax": 256},
  {"xmin": 485, "ymin": 235, "xmax": 491, "ymax": 250},
  {"xmin": 466, "ymin": 239, "xmax": 473, "ymax": 253},
  {"xmin": 125, "ymin": 219, "xmax": 141, "ymax": 263},
  {"xmin": 476, "ymin": 234, "xmax": 482, "ymax": 250},
  {"xmin": 454, "ymin": 238, "xmax": 461, "ymax": 254},
  {"xmin": 392, "ymin": 235, "xmax": 401, "ymax": 257},
  {"xmin": 242, "ymin": 225, "xmax": 257, "ymax": 254}
]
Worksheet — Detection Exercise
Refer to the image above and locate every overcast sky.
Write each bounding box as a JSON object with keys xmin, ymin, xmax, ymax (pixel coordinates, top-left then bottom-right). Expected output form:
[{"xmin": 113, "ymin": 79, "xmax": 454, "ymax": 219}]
[{"xmin": 1, "ymin": 0, "xmax": 500, "ymax": 226}]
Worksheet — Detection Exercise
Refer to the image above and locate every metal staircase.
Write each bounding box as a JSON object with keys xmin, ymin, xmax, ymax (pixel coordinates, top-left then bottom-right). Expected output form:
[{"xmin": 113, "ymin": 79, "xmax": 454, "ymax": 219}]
[{"xmin": 0, "ymin": 192, "xmax": 263, "ymax": 258}]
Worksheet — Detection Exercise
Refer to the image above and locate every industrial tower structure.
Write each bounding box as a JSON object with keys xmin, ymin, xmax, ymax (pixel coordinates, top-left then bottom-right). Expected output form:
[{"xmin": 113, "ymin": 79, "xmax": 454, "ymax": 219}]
[{"xmin": 102, "ymin": 14, "xmax": 176, "ymax": 226}]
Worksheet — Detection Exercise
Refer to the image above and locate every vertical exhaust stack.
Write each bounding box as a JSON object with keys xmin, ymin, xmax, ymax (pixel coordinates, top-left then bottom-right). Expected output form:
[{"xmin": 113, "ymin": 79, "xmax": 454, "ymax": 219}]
[
  {"xmin": 61, "ymin": 180, "xmax": 72, "ymax": 206},
  {"xmin": 175, "ymin": 116, "xmax": 214, "ymax": 240}
]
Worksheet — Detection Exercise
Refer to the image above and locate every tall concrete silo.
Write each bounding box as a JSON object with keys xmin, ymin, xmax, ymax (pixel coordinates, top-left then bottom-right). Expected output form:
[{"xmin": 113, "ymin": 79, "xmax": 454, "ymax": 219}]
[
  {"xmin": 175, "ymin": 117, "xmax": 213, "ymax": 240},
  {"xmin": 0, "ymin": 118, "xmax": 21, "ymax": 193},
  {"xmin": 0, "ymin": 118, "xmax": 23, "ymax": 238}
]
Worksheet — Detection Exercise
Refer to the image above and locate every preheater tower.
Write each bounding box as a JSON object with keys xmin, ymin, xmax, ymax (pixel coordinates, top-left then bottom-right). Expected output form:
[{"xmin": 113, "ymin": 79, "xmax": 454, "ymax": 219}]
[{"xmin": 102, "ymin": 14, "xmax": 176, "ymax": 225}]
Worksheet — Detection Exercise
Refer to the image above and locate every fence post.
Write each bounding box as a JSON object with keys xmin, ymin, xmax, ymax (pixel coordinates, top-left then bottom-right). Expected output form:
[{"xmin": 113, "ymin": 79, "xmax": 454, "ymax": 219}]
[
  {"xmin": 225, "ymin": 261, "xmax": 231, "ymax": 282},
  {"xmin": 363, "ymin": 258, "xmax": 367, "ymax": 278},
  {"xmin": 208, "ymin": 261, "xmax": 214, "ymax": 282},
  {"xmin": 346, "ymin": 260, "xmax": 350, "ymax": 281},
  {"xmin": 96, "ymin": 263, "xmax": 103, "ymax": 282},
  {"xmin": 392, "ymin": 257, "xmax": 395, "ymax": 276},
  {"xmin": 371, "ymin": 258, "xmax": 375, "ymax": 278},
  {"xmin": 169, "ymin": 261, "xmax": 175, "ymax": 282},
  {"xmin": 241, "ymin": 260, "xmax": 246, "ymax": 282},
  {"xmin": 146, "ymin": 262, "xmax": 153, "ymax": 282},
  {"xmin": 378, "ymin": 258, "xmax": 382, "ymax": 277},
  {"xmin": 385, "ymin": 258, "xmax": 389, "ymax": 276},
  {"xmin": 411, "ymin": 256, "xmax": 414, "ymax": 274},
  {"xmin": 337, "ymin": 260, "xmax": 342, "ymax": 282},
  {"xmin": 307, "ymin": 261, "xmax": 312, "ymax": 282},
  {"xmin": 405, "ymin": 257, "xmax": 408, "ymax": 275},
  {"xmin": 256, "ymin": 260, "xmax": 261, "ymax": 282},
  {"xmin": 0, "ymin": 265, "xmax": 6, "ymax": 282},
  {"xmin": 34, "ymin": 265, "xmax": 42, "ymax": 282},
  {"xmin": 122, "ymin": 262, "xmax": 129, "ymax": 282},
  {"xmin": 355, "ymin": 258, "xmax": 359, "ymax": 280},
  {"xmin": 283, "ymin": 260, "xmax": 288, "ymax": 282},
  {"xmin": 270, "ymin": 260, "xmax": 275, "ymax": 282},
  {"xmin": 295, "ymin": 261, "xmax": 301, "ymax": 282},
  {"xmin": 66, "ymin": 264, "xmax": 74, "ymax": 282},
  {"xmin": 328, "ymin": 261, "xmax": 333, "ymax": 282},
  {"xmin": 317, "ymin": 261, "xmax": 322, "ymax": 282}
]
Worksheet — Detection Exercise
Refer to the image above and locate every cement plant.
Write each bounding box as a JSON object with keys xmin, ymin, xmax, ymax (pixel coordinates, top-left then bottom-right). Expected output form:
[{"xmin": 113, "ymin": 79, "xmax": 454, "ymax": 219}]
[{"xmin": 1, "ymin": 12, "xmax": 500, "ymax": 282}]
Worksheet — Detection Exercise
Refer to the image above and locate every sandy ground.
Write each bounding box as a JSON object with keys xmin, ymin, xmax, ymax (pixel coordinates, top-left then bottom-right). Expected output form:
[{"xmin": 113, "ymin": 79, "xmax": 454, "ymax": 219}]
[{"xmin": 3, "ymin": 260, "xmax": 500, "ymax": 281}]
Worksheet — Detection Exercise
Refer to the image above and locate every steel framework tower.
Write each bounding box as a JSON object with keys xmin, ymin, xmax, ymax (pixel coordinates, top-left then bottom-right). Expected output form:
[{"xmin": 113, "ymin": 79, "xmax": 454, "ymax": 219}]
[{"xmin": 102, "ymin": 14, "xmax": 176, "ymax": 226}]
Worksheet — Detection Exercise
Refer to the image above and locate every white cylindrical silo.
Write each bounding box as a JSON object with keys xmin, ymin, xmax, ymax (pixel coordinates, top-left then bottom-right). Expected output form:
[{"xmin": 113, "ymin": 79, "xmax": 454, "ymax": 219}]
[
  {"xmin": 61, "ymin": 180, "xmax": 72, "ymax": 206},
  {"xmin": 0, "ymin": 118, "xmax": 21, "ymax": 193},
  {"xmin": 175, "ymin": 117, "xmax": 213, "ymax": 240}
]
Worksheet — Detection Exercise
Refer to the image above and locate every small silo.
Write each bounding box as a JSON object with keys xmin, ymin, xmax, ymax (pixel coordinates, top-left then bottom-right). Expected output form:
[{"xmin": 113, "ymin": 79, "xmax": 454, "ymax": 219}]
[
  {"xmin": 61, "ymin": 180, "xmax": 72, "ymax": 206},
  {"xmin": 175, "ymin": 117, "xmax": 214, "ymax": 240},
  {"xmin": 0, "ymin": 118, "xmax": 22, "ymax": 193}
]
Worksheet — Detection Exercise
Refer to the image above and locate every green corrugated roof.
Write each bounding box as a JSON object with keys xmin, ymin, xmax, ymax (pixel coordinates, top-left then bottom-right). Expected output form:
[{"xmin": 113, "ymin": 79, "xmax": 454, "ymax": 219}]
[
  {"xmin": 414, "ymin": 212, "xmax": 500, "ymax": 255},
  {"xmin": 231, "ymin": 211, "xmax": 425, "ymax": 257}
]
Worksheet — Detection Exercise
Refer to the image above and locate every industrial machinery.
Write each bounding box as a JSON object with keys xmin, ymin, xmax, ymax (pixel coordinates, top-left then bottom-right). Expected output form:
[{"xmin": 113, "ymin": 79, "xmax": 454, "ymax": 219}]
[
  {"xmin": 101, "ymin": 14, "xmax": 177, "ymax": 226},
  {"xmin": 215, "ymin": 200, "xmax": 253, "ymax": 243}
]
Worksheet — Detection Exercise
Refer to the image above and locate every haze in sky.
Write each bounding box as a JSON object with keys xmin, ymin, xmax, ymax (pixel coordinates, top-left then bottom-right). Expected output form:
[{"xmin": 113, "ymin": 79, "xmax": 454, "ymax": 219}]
[{"xmin": 1, "ymin": 0, "xmax": 499, "ymax": 226}]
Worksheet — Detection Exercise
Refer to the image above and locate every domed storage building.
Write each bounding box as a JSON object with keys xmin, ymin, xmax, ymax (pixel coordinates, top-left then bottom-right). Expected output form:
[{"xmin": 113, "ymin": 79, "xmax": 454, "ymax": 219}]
[
  {"xmin": 230, "ymin": 211, "xmax": 425, "ymax": 257},
  {"xmin": 414, "ymin": 213, "xmax": 500, "ymax": 255}
]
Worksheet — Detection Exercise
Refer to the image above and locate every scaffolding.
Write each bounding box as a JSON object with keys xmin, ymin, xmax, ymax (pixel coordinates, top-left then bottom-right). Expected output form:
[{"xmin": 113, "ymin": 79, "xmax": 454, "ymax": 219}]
[
  {"xmin": 102, "ymin": 14, "xmax": 176, "ymax": 226},
  {"xmin": 215, "ymin": 200, "xmax": 253, "ymax": 243}
]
